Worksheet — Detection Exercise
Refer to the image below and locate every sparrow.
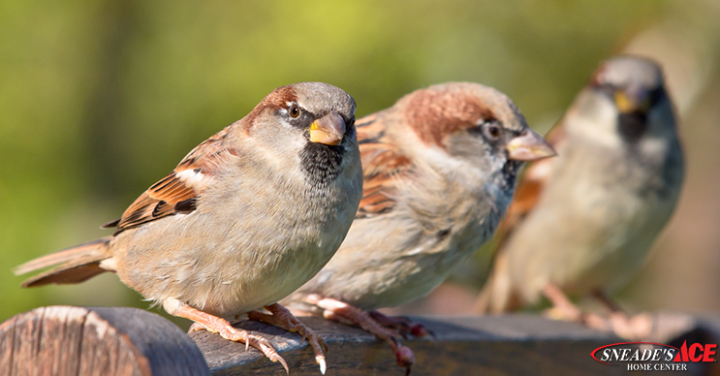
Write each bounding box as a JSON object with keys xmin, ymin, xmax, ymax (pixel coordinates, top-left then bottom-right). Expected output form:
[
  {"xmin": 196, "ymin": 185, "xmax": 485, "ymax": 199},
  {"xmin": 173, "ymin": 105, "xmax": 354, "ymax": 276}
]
[
  {"xmin": 15, "ymin": 82, "xmax": 363, "ymax": 374},
  {"xmin": 282, "ymin": 82, "xmax": 556, "ymax": 371},
  {"xmin": 474, "ymin": 56, "xmax": 685, "ymax": 337}
]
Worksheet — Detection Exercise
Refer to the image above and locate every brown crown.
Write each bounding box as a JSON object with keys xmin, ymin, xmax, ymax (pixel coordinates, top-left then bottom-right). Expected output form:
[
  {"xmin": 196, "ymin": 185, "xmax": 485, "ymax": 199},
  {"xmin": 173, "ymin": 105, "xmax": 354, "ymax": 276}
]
[{"xmin": 403, "ymin": 88, "xmax": 496, "ymax": 147}]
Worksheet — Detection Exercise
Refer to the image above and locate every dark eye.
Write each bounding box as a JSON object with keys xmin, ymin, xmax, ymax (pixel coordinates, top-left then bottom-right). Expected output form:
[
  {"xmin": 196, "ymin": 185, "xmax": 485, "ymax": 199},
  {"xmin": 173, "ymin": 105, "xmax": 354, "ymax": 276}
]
[
  {"xmin": 289, "ymin": 104, "xmax": 300, "ymax": 118},
  {"xmin": 482, "ymin": 122, "xmax": 502, "ymax": 140}
]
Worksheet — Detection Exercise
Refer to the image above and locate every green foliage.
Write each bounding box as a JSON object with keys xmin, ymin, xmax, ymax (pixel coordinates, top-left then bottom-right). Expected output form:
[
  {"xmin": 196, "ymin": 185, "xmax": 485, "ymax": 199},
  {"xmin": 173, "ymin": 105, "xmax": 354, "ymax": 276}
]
[{"xmin": 0, "ymin": 0, "xmax": 673, "ymax": 320}]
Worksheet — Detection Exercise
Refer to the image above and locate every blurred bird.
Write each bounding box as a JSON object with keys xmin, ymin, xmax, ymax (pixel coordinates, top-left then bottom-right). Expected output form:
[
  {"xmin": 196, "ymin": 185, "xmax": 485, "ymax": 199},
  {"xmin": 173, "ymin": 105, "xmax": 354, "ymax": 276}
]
[
  {"xmin": 282, "ymin": 82, "xmax": 556, "ymax": 371},
  {"xmin": 474, "ymin": 56, "xmax": 685, "ymax": 337},
  {"xmin": 15, "ymin": 82, "xmax": 363, "ymax": 374}
]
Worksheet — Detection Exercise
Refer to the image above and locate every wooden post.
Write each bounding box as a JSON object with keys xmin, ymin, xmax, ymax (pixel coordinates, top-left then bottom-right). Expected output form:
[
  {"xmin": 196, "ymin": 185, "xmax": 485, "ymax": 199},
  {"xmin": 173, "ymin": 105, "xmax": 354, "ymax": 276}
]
[
  {"xmin": 2, "ymin": 306, "xmax": 719, "ymax": 375},
  {"xmin": 0, "ymin": 306, "xmax": 210, "ymax": 376},
  {"xmin": 191, "ymin": 315, "xmax": 624, "ymax": 376}
]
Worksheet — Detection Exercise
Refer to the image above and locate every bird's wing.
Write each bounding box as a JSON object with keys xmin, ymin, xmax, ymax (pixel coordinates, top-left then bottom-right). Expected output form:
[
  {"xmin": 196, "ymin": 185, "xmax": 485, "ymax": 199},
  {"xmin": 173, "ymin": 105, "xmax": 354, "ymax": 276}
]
[
  {"xmin": 354, "ymin": 112, "xmax": 414, "ymax": 219},
  {"xmin": 102, "ymin": 125, "xmax": 239, "ymax": 235}
]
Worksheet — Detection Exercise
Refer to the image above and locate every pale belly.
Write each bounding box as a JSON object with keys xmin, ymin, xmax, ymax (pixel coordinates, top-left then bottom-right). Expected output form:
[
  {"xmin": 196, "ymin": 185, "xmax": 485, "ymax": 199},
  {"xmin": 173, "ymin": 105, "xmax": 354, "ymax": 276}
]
[{"xmin": 114, "ymin": 205, "xmax": 350, "ymax": 318}]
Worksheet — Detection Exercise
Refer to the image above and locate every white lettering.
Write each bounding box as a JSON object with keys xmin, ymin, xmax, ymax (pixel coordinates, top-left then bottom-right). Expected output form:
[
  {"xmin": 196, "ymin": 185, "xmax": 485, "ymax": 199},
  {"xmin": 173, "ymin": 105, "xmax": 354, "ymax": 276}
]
[
  {"xmin": 621, "ymin": 349, "xmax": 632, "ymax": 361},
  {"xmin": 641, "ymin": 349, "xmax": 653, "ymax": 361},
  {"xmin": 665, "ymin": 349, "xmax": 677, "ymax": 361},
  {"xmin": 612, "ymin": 349, "xmax": 622, "ymax": 361},
  {"xmin": 601, "ymin": 349, "xmax": 612, "ymax": 362},
  {"xmin": 651, "ymin": 349, "xmax": 662, "ymax": 361},
  {"xmin": 654, "ymin": 363, "xmax": 689, "ymax": 371}
]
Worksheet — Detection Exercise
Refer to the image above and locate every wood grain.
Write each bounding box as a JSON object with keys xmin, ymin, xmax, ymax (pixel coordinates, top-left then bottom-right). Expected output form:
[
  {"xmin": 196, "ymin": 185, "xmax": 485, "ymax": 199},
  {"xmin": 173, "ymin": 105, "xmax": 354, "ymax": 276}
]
[
  {"xmin": 2, "ymin": 306, "xmax": 719, "ymax": 376},
  {"xmin": 191, "ymin": 315, "xmax": 624, "ymax": 376},
  {"xmin": 0, "ymin": 306, "xmax": 209, "ymax": 376}
]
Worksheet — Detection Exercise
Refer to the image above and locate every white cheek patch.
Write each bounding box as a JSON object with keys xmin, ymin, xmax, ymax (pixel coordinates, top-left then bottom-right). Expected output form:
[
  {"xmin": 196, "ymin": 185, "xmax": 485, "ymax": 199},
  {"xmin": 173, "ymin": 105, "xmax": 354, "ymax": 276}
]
[
  {"xmin": 279, "ymin": 118, "xmax": 294, "ymax": 130},
  {"xmin": 568, "ymin": 102, "xmax": 623, "ymax": 149},
  {"xmin": 423, "ymin": 146, "xmax": 466, "ymax": 173}
]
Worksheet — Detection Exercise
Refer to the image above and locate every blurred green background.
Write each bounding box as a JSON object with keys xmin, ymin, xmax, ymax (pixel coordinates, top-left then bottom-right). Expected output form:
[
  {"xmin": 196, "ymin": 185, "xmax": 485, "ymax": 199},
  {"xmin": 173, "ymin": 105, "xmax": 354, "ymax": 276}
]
[{"xmin": 2, "ymin": 0, "xmax": 719, "ymax": 326}]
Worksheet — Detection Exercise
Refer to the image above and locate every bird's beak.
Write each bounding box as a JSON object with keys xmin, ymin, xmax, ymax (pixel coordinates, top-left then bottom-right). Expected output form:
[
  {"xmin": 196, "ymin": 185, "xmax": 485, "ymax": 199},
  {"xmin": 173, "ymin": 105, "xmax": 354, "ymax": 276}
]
[
  {"xmin": 506, "ymin": 128, "xmax": 557, "ymax": 161},
  {"xmin": 309, "ymin": 112, "xmax": 346, "ymax": 146},
  {"xmin": 614, "ymin": 87, "xmax": 651, "ymax": 114}
]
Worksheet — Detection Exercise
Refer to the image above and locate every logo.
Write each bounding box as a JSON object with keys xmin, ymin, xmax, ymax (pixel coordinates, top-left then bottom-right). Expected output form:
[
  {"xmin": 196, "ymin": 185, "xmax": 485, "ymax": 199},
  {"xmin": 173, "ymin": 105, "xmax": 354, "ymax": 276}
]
[{"xmin": 591, "ymin": 341, "xmax": 717, "ymax": 371}]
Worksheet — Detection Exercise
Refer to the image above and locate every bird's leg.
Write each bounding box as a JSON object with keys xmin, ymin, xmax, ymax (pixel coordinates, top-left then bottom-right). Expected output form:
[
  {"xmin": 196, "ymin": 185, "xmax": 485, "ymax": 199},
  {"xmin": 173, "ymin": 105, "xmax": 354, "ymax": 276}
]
[
  {"xmin": 368, "ymin": 310, "xmax": 435, "ymax": 340},
  {"xmin": 188, "ymin": 312, "xmax": 244, "ymax": 332},
  {"xmin": 541, "ymin": 284, "xmax": 607, "ymax": 329},
  {"xmin": 305, "ymin": 294, "xmax": 415, "ymax": 373},
  {"xmin": 592, "ymin": 290, "xmax": 654, "ymax": 340},
  {"xmin": 592, "ymin": 289, "xmax": 624, "ymax": 313},
  {"xmin": 248, "ymin": 303, "xmax": 329, "ymax": 375},
  {"xmin": 541, "ymin": 286, "xmax": 651, "ymax": 339},
  {"xmin": 163, "ymin": 297, "xmax": 288, "ymax": 373},
  {"xmin": 542, "ymin": 284, "xmax": 583, "ymax": 322}
]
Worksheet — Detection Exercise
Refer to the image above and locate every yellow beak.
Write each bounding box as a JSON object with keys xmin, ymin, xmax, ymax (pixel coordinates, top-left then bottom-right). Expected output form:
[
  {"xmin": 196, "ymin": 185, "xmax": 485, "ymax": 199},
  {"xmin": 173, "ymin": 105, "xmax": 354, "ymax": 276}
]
[
  {"xmin": 309, "ymin": 112, "xmax": 346, "ymax": 146},
  {"xmin": 614, "ymin": 91, "xmax": 651, "ymax": 114}
]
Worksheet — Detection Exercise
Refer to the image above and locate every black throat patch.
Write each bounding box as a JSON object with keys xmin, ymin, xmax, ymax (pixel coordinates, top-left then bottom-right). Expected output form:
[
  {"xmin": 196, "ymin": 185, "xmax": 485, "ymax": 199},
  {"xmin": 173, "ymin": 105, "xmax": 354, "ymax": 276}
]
[
  {"xmin": 618, "ymin": 112, "xmax": 648, "ymax": 143},
  {"xmin": 301, "ymin": 143, "xmax": 345, "ymax": 187},
  {"xmin": 501, "ymin": 159, "xmax": 522, "ymax": 193}
]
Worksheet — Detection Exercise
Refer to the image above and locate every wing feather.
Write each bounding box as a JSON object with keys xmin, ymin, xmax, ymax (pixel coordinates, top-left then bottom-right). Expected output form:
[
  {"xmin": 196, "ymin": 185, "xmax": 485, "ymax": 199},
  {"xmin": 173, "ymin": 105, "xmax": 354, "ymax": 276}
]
[
  {"xmin": 355, "ymin": 113, "xmax": 414, "ymax": 218},
  {"xmin": 104, "ymin": 126, "xmax": 237, "ymax": 234}
]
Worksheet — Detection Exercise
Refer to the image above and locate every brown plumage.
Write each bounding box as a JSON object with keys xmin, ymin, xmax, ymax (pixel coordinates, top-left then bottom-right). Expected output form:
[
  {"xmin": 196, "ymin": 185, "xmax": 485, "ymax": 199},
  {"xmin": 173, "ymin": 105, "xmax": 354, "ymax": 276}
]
[
  {"xmin": 107, "ymin": 127, "xmax": 236, "ymax": 234},
  {"xmin": 16, "ymin": 238, "xmax": 111, "ymax": 287},
  {"xmin": 283, "ymin": 82, "xmax": 555, "ymax": 371},
  {"xmin": 355, "ymin": 115, "xmax": 413, "ymax": 218},
  {"xmin": 15, "ymin": 82, "xmax": 362, "ymax": 373}
]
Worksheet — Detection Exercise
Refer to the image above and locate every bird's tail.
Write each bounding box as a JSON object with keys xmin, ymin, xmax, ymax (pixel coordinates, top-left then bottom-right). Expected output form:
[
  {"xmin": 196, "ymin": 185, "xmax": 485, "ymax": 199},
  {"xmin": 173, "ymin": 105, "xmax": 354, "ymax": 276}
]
[
  {"xmin": 474, "ymin": 252, "xmax": 523, "ymax": 314},
  {"xmin": 14, "ymin": 237, "xmax": 113, "ymax": 288}
]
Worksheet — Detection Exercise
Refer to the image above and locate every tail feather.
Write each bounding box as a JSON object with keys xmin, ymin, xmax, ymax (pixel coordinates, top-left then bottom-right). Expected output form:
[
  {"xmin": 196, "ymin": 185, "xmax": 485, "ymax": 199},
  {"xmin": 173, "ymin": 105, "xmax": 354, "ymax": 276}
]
[{"xmin": 15, "ymin": 237, "xmax": 113, "ymax": 288}]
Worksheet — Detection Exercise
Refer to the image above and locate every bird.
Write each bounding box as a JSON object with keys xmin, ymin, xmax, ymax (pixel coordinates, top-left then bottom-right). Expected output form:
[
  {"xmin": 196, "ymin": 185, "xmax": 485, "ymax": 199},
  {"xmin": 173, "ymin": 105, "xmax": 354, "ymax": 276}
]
[
  {"xmin": 474, "ymin": 56, "xmax": 685, "ymax": 338},
  {"xmin": 14, "ymin": 81, "xmax": 363, "ymax": 374},
  {"xmin": 281, "ymin": 82, "xmax": 556, "ymax": 371}
]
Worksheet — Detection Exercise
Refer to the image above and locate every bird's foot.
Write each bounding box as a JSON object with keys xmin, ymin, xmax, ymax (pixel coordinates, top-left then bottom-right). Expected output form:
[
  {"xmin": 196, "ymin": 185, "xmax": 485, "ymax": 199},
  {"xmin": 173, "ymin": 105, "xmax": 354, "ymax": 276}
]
[
  {"xmin": 583, "ymin": 311, "xmax": 654, "ymax": 340},
  {"xmin": 306, "ymin": 294, "xmax": 415, "ymax": 372},
  {"xmin": 166, "ymin": 298, "xmax": 288, "ymax": 373},
  {"xmin": 542, "ymin": 286, "xmax": 654, "ymax": 340},
  {"xmin": 368, "ymin": 310, "xmax": 436, "ymax": 341},
  {"xmin": 248, "ymin": 303, "xmax": 329, "ymax": 374},
  {"xmin": 188, "ymin": 322, "xmax": 207, "ymax": 333},
  {"xmin": 610, "ymin": 312, "xmax": 654, "ymax": 340},
  {"xmin": 542, "ymin": 284, "xmax": 611, "ymax": 329},
  {"xmin": 589, "ymin": 290, "xmax": 653, "ymax": 339},
  {"xmin": 542, "ymin": 284, "xmax": 584, "ymax": 322}
]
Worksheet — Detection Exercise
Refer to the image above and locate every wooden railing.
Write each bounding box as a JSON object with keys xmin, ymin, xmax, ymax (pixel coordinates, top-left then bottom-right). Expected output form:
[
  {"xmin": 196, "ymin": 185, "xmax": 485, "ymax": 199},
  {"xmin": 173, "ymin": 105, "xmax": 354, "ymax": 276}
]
[{"xmin": 1, "ymin": 306, "xmax": 717, "ymax": 375}]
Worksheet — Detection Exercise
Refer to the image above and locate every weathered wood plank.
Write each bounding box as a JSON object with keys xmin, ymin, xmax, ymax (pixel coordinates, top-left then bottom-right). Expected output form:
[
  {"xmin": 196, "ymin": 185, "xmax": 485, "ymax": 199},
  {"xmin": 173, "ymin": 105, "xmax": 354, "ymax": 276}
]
[
  {"xmin": 0, "ymin": 306, "xmax": 210, "ymax": 376},
  {"xmin": 3, "ymin": 306, "xmax": 718, "ymax": 376},
  {"xmin": 191, "ymin": 315, "xmax": 626, "ymax": 376}
]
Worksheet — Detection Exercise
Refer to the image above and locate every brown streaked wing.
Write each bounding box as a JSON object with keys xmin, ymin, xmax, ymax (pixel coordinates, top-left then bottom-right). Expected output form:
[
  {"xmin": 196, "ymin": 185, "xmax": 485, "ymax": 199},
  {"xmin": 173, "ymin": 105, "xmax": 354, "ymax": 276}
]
[
  {"xmin": 104, "ymin": 125, "xmax": 238, "ymax": 235},
  {"xmin": 355, "ymin": 113, "xmax": 413, "ymax": 218}
]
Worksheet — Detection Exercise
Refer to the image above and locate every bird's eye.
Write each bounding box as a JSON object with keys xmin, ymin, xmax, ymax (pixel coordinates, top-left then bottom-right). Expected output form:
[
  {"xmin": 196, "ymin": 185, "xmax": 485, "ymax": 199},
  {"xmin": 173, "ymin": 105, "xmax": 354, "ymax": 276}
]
[
  {"xmin": 482, "ymin": 123, "xmax": 502, "ymax": 141},
  {"xmin": 288, "ymin": 104, "xmax": 300, "ymax": 118}
]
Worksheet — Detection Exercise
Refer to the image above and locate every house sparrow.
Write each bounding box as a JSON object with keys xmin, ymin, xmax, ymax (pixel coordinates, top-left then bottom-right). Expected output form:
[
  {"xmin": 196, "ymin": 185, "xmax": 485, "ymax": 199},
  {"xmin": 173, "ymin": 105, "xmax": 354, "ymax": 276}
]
[
  {"xmin": 282, "ymin": 83, "xmax": 556, "ymax": 371},
  {"xmin": 474, "ymin": 56, "xmax": 685, "ymax": 338},
  {"xmin": 15, "ymin": 82, "xmax": 363, "ymax": 374}
]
